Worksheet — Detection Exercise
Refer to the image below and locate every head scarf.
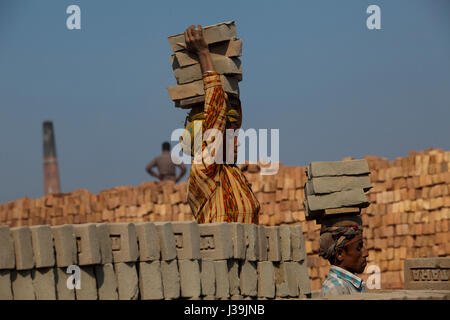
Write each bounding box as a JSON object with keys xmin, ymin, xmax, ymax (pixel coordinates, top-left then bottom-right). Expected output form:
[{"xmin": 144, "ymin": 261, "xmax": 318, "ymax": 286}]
[
  {"xmin": 180, "ymin": 98, "xmax": 242, "ymax": 156},
  {"xmin": 319, "ymin": 215, "xmax": 363, "ymax": 262}
]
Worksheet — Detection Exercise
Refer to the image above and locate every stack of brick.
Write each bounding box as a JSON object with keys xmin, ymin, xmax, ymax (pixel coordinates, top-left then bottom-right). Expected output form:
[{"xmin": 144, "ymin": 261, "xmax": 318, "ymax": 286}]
[
  {"xmin": 0, "ymin": 222, "xmax": 310, "ymax": 300},
  {"xmin": 303, "ymin": 159, "xmax": 372, "ymax": 222},
  {"xmin": 167, "ymin": 21, "xmax": 243, "ymax": 108},
  {"xmin": 1, "ymin": 148, "xmax": 450, "ymax": 291}
]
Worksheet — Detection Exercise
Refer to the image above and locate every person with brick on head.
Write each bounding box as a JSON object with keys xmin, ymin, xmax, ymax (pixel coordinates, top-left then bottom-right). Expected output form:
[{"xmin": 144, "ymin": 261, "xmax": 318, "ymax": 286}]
[
  {"xmin": 179, "ymin": 25, "xmax": 260, "ymax": 224},
  {"xmin": 146, "ymin": 142, "xmax": 186, "ymax": 183},
  {"xmin": 319, "ymin": 215, "xmax": 369, "ymax": 297}
]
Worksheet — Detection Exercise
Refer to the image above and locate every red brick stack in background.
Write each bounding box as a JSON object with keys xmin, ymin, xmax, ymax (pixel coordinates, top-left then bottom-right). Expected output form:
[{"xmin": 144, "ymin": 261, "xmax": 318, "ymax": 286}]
[{"xmin": 1, "ymin": 148, "xmax": 449, "ymax": 291}]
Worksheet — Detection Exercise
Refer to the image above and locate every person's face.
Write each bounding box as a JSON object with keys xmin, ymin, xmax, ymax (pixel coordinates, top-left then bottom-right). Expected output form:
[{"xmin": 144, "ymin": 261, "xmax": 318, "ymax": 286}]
[{"xmin": 337, "ymin": 238, "xmax": 368, "ymax": 274}]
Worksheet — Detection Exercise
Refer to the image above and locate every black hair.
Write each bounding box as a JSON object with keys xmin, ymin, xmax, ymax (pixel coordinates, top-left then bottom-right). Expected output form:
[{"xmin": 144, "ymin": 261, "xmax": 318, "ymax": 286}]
[{"xmin": 162, "ymin": 142, "xmax": 170, "ymax": 151}]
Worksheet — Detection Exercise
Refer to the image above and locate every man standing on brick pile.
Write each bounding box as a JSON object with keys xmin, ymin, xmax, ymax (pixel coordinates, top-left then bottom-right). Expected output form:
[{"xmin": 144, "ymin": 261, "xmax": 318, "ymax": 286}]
[
  {"xmin": 179, "ymin": 25, "xmax": 260, "ymax": 224},
  {"xmin": 146, "ymin": 141, "xmax": 186, "ymax": 183},
  {"xmin": 319, "ymin": 215, "xmax": 369, "ymax": 297}
]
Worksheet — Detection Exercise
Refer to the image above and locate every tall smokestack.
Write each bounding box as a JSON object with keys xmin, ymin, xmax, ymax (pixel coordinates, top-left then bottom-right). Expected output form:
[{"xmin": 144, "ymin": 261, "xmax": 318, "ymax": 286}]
[{"xmin": 43, "ymin": 121, "xmax": 61, "ymax": 195}]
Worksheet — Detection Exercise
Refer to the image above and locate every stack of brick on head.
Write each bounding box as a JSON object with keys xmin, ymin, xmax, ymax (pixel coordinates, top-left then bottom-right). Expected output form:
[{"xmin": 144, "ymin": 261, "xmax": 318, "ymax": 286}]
[
  {"xmin": 167, "ymin": 22, "xmax": 260, "ymax": 224},
  {"xmin": 303, "ymin": 159, "xmax": 372, "ymax": 297}
]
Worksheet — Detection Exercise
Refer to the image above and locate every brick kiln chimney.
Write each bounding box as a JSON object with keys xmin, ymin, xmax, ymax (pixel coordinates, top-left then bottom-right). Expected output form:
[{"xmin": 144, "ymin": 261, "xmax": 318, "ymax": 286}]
[{"xmin": 43, "ymin": 121, "xmax": 61, "ymax": 195}]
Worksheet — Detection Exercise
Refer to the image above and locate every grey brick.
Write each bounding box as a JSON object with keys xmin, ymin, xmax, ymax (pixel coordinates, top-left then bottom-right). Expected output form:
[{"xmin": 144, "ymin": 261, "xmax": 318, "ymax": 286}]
[
  {"xmin": 95, "ymin": 263, "xmax": 118, "ymax": 300},
  {"xmin": 230, "ymin": 223, "xmax": 246, "ymax": 260},
  {"xmin": 290, "ymin": 225, "xmax": 306, "ymax": 262},
  {"xmin": 168, "ymin": 21, "xmax": 237, "ymax": 52},
  {"xmin": 0, "ymin": 270, "xmax": 13, "ymax": 300},
  {"xmin": 311, "ymin": 175, "xmax": 372, "ymax": 194},
  {"xmin": 179, "ymin": 260, "xmax": 201, "ymax": 298},
  {"xmin": 11, "ymin": 270, "xmax": 35, "ymax": 300},
  {"xmin": 32, "ymin": 267, "xmax": 56, "ymax": 300},
  {"xmin": 54, "ymin": 267, "xmax": 75, "ymax": 300},
  {"xmin": 307, "ymin": 188, "xmax": 369, "ymax": 211},
  {"xmin": 172, "ymin": 221, "xmax": 201, "ymax": 260},
  {"xmin": 307, "ymin": 159, "xmax": 370, "ymax": 179},
  {"xmin": 75, "ymin": 266, "xmax": 98, "ymax": 300},
  {"xmin": 404, "ymin": 257, "xmax": 450, "ymax": 290},
  {"xmin": 257, "ymin": 261, "xmax": 275, "ymax": 298},
  {"xmin": 199, "ymin": 223, "xmax": 233, "ymax": 260},
  {"xmin": 115, "ymin": 262, "xmax": 139, "ymax": 300},
  {"xmin": 11, "ymin": 227, "xmax": 34, "ymax": 270},
  {"xmin": 96, "ymin": 224, "xmax": 113, "ymax": 264},
  {"xmin": 51, "ymin": 225, "xmax": 77, "ymax": 267},
  {"xmin": 30, "ymin": 225, "xmax": 55, "ymax": 268},
  {"xmin": 239, "ymin": 260, "xmax": 257, "ymax": 297},
  {"xmin": 295, "ymin": 260, "xmax": 311, "ymax": 297},
  {"xmin": 200, "ymin": 259, "xmax": 215, "ymax": 297},
  {"xmin": 257, "ymin": 226, "xmax": 268, "ymax": 261},
  {"xmin": 161, "ymin": 260, "xmax": 180, "ymax": 299},
  {"xmin": 279, "ymin": 225, "xmax": 292, "ymax": 261},
  {"xmin": 264, "ymin": 227, "xmax": 281, "ymax": 262},
  {"xmin": 243, "ymin": 224, "xmax": 259, "ymax": 261},
  {"xmin": 214, "ymin": 260, "xmax": 229, "ymax": 299},
  {"xmin": 228, "ymin": 259, "xmax": 240, "ymax": 296},
  {"xmin": 139, "ymin": 261, "xmax": 163, "ymax": 300},
  {"xmin": 154, "ymin": 222, "xmax": 177, "ymax": 261},
  {"xmin": 0, "ymin": 226, "xmax": 15, "ymax": 270},
  {"xmin": 107, "ymin": 223, "xmax": 139, "ymax": 263},
  {"xmin": 135, "ymin": 222, "xmax": 160, "ymax": 261},
  {"xmin": 74, "ymin": 224, "xmax": 101, "ymax": 266}
]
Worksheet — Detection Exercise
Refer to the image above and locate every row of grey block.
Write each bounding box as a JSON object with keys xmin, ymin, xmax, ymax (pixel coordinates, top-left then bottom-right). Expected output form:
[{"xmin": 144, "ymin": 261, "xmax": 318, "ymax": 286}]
[
  {"xmin": 0, "ymin": 222, "xmax": 306, "ymax": 270},
  {"xmin": 0, "ymin": 258, "xmax": 310, "ymax": 300}
]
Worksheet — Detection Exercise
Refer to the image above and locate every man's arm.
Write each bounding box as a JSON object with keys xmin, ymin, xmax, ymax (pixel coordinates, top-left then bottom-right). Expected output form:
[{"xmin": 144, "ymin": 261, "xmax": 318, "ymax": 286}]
[
  {"xmin": 145, "ymin": 158, "xmax": 161, "ymax": 180},
  {"xmin": 175, "ymin": 162, "xmax": 187, "ymax": 183},
  {"xmin": 185, "ymin": 25, "xmax": 227, "ymax": 176}
]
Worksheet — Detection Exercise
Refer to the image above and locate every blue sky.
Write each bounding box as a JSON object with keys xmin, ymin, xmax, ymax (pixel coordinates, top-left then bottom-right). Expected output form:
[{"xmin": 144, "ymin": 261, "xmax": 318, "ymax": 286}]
[{"xmin": 1, "ymin": 0, "xmax": 449, "ymax": 203}]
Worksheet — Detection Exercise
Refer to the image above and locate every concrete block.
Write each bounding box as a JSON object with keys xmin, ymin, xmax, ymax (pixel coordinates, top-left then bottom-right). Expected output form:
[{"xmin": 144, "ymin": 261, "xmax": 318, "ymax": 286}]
[
  {"xmin": 257, "ymin": 226, "xmax": 268, "ymax": 261},
  {"xmin": 95, "ymin": 263, "xmax": 118, "ymax": 300},
  {"xmin": 115, "ymin": 262, "xmax": 139, "ymax": 300},
  {"xmin": 75, "ymin": 266, "xmax": 98, "ymax": 300},
  {"xmin": 257, "ymin": 262, "xmax": 275, "ymax": 298},
  {"xmin": 295, "ymin": 260, "xmax": 311, "ymax": 297},
  {"xmin": 0, "ymin": 270, "xmax": 13, "ymax": 300},
  {"xmin": 173, "ymin": 56, "xmax": 242, "ymax": 84},
  {"xmin": 11, "ymin": 270, "xmax": 35, "ymax": 300},
  {"xmin": 135, "ymin": 222, "xmax": 160, "ymax": 261},
  {"xmin": 167, "ymin": 75, "xmax": 239, "ymax": 101},
  {"xmin": 54, "ymin": 267, "xmax": 75, "ymax": 300},
  {"xmin": 0, "ymin": 226, "xmax": 15, "ymax": 270},
  {"xmin": 404, "ymin": 257, "xmax": 450, "ymax": 290},
  {"xmin": 307, "ymin": 159, "xmax": 370, "ymax": 179},
  {"xmin": 107, "ymin": 223, "xmax": 139, "ymax": 263},
  {"xmin": 139, "ymin": 261, "xmax": 163, "ymax": 300},
  {"xmin": 239, "ymin": 260, "xmax": 257, "ymax": 297},
  {"xmin": 290, "ymin": 225, "xmax": 306, "ymax": 261},
  {"xmin": 307, "ymin": 188, "xmax": 369, "ymax": 211},
  {"xmin": 279, "ymin": 225, "xmax": 292, "ymax": 261},
  {"xmin": 230, "ymin": 223, "xmax": 245, "ymax": 260},
  {"xmin": 311, "ymin": 175, "xmax": 372, "ymax": 194},
  {"xmin": 161, "ymin": 260, "xmax": 180, "ymax": 299},
  {"xmin": 264, "ymin": 227, "xmax": 281, "ymax": 262},
  {"xmin": 172, "ymin": 221, "xmax": 201, "ymax": 260},
  {"xmin": 214, "ymin": 260, "xmax": 230, "ymax": 299},
  {"xmin": 51, "ymin": 225, "xmax": 77, "ymax": 267},
  {"xmin": 30, "ymin": 225, "xmax": 55, "ymax": 268},
  {"xmin": 74, "ymin": 224, "xmax": 101, "ymax": 266},
  {"xmin": 200, "ymin": 259, "xmax": 215, "ymax": 297},
  {"xmin": 273, "ymin": 262, "xmax": 291, "ymax": 298},
  {"xmin": 96, "ymin": 223, "xmax": 113, "ymax": 264},
  {"xmin": 154, "ymin": 222, "xmax": 177, "ymax": 261},
  {"xmin": 172, "ymin": 40, "xmax": 242, "ymax": 68},
  {"xmin": 228, "ymin": 260, "xmax": 240, "ymax": 296},
  {"xmin": 32, "ymin": 267, "xmax": 56, "ymax": 300},
  {"xmin": 168, "ymin": 21, "xmax": 237, "ymax": 52},
  {"xmin": 243, "ymin": 224, "xmax": 259, "ymax": 261},
  {"xmin": 199, "ymin": 223, "xmax": 233, "ymax": 260},
  {"xmin": 11, "ymin": 227, "xmax": 34, "ymax": 270},
  {"xmin": 179, "ymin": 260, "xmax": 201, "ymax": 298}
]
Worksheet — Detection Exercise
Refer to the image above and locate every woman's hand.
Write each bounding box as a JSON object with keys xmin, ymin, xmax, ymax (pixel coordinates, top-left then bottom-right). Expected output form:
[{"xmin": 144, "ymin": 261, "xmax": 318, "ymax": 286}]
[{"xmin": 184, "ymin": 25, "xmax": 209, "ymax": 55}]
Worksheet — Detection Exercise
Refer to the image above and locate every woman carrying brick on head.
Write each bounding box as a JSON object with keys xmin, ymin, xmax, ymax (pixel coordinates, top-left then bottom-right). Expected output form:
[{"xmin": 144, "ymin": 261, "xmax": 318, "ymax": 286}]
[{"xmin": 180, "ymin": 25, "xmax": 260, "ymax": 224}]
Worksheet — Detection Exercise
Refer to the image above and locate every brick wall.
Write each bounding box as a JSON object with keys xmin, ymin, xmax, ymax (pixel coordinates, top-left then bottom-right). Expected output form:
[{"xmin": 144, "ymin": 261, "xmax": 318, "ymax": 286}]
[{"xmin": 1, "ymin": 148, "xmax": 449, "ymax": 291}]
